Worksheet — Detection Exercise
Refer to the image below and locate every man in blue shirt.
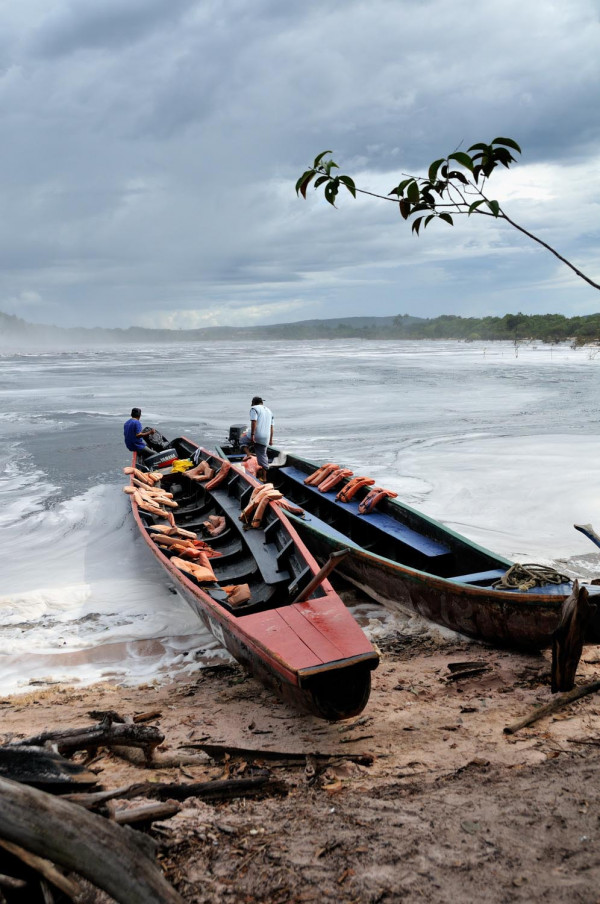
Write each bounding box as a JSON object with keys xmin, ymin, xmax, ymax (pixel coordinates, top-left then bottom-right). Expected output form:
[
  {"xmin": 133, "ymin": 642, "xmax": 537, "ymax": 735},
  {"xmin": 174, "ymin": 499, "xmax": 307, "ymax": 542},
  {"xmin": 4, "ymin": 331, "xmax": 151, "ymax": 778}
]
[
  {"xmin": 249, "ymin": 396, "xmax": 274, "ymax": 481},
  {"xmin": 123, "ymin": 408, "xmax": 155, "ymax": 457}
]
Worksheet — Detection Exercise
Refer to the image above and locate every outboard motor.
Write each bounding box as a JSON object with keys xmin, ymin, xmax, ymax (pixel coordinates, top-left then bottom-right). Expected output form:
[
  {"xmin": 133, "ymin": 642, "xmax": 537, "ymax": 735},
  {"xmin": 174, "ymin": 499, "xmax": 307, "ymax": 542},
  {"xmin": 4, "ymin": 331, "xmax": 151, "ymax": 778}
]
[
  {"xmin": 141, "ymin": 427, "xmax": 178, "ymax": 470},
  {"xmin": 145, "ymin": 428, "xmax": 171, "ymax": 452},
  {"xmin": 228, "ymin": 424, "xmax": 249, "ymax": 452}
]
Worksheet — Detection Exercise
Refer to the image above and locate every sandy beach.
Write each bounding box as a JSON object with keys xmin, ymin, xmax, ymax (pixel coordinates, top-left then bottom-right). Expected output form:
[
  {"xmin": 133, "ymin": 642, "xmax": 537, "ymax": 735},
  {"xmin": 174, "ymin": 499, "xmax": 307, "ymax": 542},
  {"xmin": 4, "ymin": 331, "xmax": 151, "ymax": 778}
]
[{"xmin": 3, "ymin": 627, "xmax": 600, "ymax": 903}]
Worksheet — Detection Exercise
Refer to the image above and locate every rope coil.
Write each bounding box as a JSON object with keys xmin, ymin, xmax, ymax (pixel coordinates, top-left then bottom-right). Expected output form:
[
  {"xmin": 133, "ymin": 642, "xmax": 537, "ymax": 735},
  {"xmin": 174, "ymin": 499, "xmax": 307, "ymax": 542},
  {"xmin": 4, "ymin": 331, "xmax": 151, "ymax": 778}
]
[{"xmin": 492, "ymin": 563, "xmax": 571, "ymax": 592}]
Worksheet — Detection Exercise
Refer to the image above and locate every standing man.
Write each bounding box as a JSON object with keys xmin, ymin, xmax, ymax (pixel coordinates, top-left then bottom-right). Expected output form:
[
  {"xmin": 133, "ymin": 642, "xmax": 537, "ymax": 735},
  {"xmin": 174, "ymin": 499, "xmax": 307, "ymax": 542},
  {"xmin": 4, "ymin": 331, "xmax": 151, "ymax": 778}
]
[
  {"xmin": 249, "ymin": 396, "xmax": 274, "ymax": 482},
  {"xmin": 123, "ymin": 408, "xmax": 155, "ymax": 458}
]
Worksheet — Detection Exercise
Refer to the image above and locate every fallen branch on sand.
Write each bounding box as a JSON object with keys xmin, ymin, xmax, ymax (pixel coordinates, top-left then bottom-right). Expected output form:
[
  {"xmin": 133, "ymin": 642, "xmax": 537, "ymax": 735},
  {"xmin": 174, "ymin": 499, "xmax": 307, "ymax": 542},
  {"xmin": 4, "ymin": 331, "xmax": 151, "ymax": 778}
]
[
  {"xmin": 113, "ymin": 801, "xmax": 182, "ymax": 826},
  {"xmin": 504, "ymin": 679, "xmax": 600, "ymax": 735},
  {"xmin": 65, "ymin": 775, "xmax": 287, "ymax": 810},
  {"xmin": 16, "ymin": 720, "xmax": 164, "ymax": 762},
  {"xmin": 0, "ymin": 744, "xmax": 98, "ymax": 789},
  {"xmin": 181, "ymin": 741, "xmax": 375, "ymax": 766},
  {"xmin": 0, "ymin": 776, "xmax": 184, "ymax": 904}
]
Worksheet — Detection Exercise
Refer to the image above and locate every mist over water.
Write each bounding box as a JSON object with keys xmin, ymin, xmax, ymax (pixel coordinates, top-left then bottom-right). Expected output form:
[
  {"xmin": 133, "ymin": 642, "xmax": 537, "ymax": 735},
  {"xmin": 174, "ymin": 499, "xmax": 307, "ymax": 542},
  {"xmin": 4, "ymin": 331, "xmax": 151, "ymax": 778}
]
[{"xmin": 1, "ymin": 339, "xmax": 600, "ymax": 695}]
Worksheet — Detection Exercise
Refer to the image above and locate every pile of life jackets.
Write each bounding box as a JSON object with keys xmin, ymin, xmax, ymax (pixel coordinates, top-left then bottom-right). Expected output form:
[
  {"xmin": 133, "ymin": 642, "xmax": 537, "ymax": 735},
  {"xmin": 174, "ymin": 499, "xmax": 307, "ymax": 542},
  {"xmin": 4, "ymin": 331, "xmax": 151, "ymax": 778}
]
[
  {"xmin": 303, "ymin": 464, "xmax": 398, "ymax": 514},
  {"xmin": 239, "ymin": 483, "xmax": 304, "ymax": 529},
  {"xmin": 124, "ymin": 465, "xmax": 249, "ymax": 607}
]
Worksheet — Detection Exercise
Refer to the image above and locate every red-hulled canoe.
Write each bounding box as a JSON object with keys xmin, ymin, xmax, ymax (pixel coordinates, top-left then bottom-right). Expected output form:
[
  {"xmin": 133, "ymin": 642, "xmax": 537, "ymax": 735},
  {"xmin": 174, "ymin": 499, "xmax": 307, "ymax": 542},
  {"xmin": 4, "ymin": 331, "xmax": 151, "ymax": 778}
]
[{"xmin": 126, "ymin": 437, "xmax": 379, "ymax": 720}]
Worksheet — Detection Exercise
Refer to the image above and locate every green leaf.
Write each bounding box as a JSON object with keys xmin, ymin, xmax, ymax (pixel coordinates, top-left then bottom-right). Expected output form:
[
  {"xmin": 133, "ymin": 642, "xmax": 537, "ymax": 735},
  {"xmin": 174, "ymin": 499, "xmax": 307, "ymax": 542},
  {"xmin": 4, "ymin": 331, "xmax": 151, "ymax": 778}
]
[
  {"xmin": 295, "ymin": 170, "xmax": 309, "ymax": 193},
  {"xmin": 314, "ymin": 175, "xmax": 329, "ymax": 188},
  {"xmin": 424, "ymin": 214, "xmax": 435, "ymax": 228},
  {"xmin": 389, "ymin": 177, "xmax": 415, "ymax": 197},
  {"xmin": 406, "ymin": 180, "xmax": 420, "ymax": 203},
  {"xmin": 412, "ymin": 217, "xmax": 423, "ymax": 236},
  {"xmin": 468, "ymin": 199, "xmax": 486, "ymax": 215},
  {"xmin": 486, "ymin": 199, "xmax": 500, "ymax": 216},
  {"xmin": 448, "ymin": 152, "xmax": 474, "ymax": 172},
  {"xmin": 491, "ymin": 137, "xmax": 522, "ymax": 154},
  {"xmin": 438, "ymin": 213, "xmax": 454, "ymax": 225},
  {"xmin": 467, "ymin": 142, "xmax": 492, "ymax": 154},
  {"xmin": 448, "ymin": 170, "xmax": 468, "ymax": 185},
  {"xmin": 338, "ymin": 175, "xmax": 356, "ymax": 197},
  {"xmin": 399, "ymin": 199, "xmax": 411, "ymax": 219},
  {"xmin": 313, "ymin": 150, "xmax": 333, "ymax": 168},
  {"xmin": 493, "ymin": 147, "xmax": 514, "ymax": 163},
  {"xmin": 324, "ymin": 178, "xmax": 340, "ymax": 207},
  {"xmin": 428, "ymin": 158, "xmax": 445, "ymax": 182},
  {"xmin": 296, "ymin": 171, "xmax": 315, "ymax": 198}
]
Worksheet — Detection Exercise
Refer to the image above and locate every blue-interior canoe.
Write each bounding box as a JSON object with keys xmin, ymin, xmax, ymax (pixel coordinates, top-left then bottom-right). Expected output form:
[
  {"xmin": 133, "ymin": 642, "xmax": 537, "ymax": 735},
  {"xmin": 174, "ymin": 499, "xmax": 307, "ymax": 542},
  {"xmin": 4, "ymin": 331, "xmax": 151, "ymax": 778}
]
[{"xmin": 212, "ymin": 430, "xmax": 600, "ymax": 650}]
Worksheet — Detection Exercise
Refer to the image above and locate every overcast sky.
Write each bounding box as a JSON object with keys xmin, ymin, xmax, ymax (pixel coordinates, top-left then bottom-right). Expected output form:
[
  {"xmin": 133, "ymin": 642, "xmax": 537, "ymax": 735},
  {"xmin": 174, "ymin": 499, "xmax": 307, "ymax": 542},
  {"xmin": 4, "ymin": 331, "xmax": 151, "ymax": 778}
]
[{"xmin": 0, "ymin": 0, "xmax": 599, "ymax": 329}]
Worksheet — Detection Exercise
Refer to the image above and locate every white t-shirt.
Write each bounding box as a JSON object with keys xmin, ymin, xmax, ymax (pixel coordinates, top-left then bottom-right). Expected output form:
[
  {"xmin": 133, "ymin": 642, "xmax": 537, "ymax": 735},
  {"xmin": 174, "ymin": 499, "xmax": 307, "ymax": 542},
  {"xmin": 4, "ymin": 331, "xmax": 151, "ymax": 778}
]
[{"xmin": 249, "ymin": 404, "xmax": 273, "ymax": 445}]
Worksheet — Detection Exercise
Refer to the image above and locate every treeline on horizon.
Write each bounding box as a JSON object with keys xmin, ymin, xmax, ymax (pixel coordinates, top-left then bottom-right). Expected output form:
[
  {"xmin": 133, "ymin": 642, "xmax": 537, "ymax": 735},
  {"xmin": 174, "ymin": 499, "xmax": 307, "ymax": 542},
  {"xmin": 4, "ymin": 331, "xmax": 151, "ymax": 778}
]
[
  {"xmin": 1, "ymin": 310, "xmax": 600, "ymax": 344},
  {"xmin": 388, "ymin": 312, "xmax": 600, "ymax": 343}
]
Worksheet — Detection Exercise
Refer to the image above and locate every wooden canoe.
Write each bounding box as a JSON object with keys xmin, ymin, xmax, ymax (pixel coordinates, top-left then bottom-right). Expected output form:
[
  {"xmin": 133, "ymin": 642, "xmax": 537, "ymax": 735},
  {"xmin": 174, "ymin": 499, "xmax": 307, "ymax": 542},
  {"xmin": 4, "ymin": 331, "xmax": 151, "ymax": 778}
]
[
  {"xmin": 127, "ymin": 440, "xmax": 378, "ymax": 720},
  {"xmin": 214, "ymin": 436, "xmax": 600, "ymax": 650}
]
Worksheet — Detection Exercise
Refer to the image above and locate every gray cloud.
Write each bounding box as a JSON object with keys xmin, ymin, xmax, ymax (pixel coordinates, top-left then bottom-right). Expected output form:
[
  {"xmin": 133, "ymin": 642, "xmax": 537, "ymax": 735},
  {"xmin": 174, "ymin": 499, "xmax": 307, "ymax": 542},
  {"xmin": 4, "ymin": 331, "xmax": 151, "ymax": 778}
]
[
  {"xmin": 0, "ymin": 0, "xmax": 598, "ymax": 329},
  {"xmin": 30, "ymin": 0, "xmax": 197, "ymax": 58}
]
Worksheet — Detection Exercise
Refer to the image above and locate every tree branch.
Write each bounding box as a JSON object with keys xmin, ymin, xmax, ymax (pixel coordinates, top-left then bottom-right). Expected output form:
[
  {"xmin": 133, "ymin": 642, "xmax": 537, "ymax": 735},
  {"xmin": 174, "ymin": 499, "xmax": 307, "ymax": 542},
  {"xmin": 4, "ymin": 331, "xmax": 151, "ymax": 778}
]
[{"xmin": 298, "ymin": 140, "xmax": 599, "ymax": 292}]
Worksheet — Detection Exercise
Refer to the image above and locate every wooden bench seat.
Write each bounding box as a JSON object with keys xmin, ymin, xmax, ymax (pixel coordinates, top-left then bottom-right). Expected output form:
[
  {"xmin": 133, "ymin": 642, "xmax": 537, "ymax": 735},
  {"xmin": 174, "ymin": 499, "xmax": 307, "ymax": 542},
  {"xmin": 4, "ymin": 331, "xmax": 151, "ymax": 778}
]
[
  {"xmin": 209, "ymin": 484, "xmax": 290, "ymax": 586},
  {"xmin": 451, "ymin": 569, "xmax": 507, "ymax": 585},
  {"xmin": 279, "ymin": 465, "xmax": 450, "ymax": 560}
]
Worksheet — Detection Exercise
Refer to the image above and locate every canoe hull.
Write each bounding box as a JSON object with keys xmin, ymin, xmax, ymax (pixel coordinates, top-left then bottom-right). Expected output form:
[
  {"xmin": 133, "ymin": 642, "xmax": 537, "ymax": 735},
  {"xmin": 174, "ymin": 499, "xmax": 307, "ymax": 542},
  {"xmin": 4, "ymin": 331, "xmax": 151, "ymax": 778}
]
[
  {"xmin": 291, "ymin": 518, "xmax": 568, "ymax": 649},
  {"xmin": 173, "ymin": 573, "xmax": 373, "ymax": 719}
]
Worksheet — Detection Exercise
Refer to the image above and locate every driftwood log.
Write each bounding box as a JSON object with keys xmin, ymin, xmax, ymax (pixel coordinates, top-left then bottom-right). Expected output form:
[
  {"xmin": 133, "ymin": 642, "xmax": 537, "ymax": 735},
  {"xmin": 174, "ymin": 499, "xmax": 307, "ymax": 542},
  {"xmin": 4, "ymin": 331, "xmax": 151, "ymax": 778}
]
[
  {"xmin": 66, "ymin": 775, "xmax": 286, "ymax": 810},
  {"xmin": 17, "ymin": 721, "xmax": 164, "ymax": 762},
  {"xmin": 551, "ymin": 581, "xmax": 591, "ymax": 692},
  {"xmin": 182, "ymin": 741, "xmax": 374, "ymax": 766},
  {"xmin": 113, "ymin": 801, "xmax": 181, "ymax": 826},
  {"xmin": 0, "ymin": 776, "xmax": 183, "ymax": 904},
  {"xmin": 0, "ymin": 745, "xmax": 98, "ymax": 789},
  {"xmin": 504, "ymin": 678, "xmax": 600, "ymax": 735}
]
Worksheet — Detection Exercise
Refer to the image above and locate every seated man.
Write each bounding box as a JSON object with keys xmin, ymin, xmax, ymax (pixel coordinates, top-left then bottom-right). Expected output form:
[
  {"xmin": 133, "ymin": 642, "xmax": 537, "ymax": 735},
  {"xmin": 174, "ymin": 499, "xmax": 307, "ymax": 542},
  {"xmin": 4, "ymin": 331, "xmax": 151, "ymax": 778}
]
[{"xmin": 123, "ymin": 407, "xmax": 155, "ymax": 459}]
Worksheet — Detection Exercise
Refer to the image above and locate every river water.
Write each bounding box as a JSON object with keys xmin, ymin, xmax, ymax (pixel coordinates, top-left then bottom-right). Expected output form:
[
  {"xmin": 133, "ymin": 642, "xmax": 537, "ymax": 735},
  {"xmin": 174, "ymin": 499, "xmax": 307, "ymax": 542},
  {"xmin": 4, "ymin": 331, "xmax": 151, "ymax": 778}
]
[{"xmin": 1, "ymin": 339, "xmax": 600, "ymax": 696}]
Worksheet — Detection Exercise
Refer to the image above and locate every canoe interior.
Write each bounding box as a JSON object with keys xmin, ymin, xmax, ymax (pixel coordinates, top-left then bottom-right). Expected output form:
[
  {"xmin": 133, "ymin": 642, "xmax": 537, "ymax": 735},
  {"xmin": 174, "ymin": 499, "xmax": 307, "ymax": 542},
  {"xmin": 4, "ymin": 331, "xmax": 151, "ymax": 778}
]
[
  {"xmin": 155, "ymin": 457, "xmax": 319, "ymax": 615},
  {"xmin": 216, "ymin": 442, "xmax": 575, "ymax": 594}
]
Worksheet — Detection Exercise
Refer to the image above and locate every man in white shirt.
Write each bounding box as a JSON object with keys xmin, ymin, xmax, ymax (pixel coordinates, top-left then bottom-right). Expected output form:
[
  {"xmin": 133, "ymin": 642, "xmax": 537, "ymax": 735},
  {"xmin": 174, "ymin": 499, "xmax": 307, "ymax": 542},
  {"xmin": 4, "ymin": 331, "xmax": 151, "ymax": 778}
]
[{"xmin": 249, "ymin": 396, "xmax": 274, "ymax": 481}]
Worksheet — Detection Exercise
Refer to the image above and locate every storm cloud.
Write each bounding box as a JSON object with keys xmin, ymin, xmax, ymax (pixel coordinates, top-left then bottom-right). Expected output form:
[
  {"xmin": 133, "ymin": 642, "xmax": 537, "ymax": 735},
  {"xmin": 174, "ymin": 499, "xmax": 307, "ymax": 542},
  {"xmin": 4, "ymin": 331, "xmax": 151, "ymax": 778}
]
[{"xmin": 0, "ymin": 0, "xmax": 599, "ymax": 328}]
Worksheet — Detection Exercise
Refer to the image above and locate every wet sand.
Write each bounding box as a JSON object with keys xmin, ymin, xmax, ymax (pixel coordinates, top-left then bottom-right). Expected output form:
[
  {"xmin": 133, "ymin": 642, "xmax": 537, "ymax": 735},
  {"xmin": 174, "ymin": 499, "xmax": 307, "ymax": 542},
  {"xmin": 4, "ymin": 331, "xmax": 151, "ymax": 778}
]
[{"xmin": 3, "ymin": 629, "xmax": 600, "ymax": 903}]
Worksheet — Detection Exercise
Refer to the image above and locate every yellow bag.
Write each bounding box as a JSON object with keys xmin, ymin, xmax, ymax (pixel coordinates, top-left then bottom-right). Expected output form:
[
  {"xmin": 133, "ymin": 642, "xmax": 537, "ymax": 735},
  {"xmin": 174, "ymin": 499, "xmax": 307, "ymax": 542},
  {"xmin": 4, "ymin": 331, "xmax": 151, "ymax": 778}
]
[{"xmin": 171, "ymin": 458, "xmax": 194, "ymax": 473}]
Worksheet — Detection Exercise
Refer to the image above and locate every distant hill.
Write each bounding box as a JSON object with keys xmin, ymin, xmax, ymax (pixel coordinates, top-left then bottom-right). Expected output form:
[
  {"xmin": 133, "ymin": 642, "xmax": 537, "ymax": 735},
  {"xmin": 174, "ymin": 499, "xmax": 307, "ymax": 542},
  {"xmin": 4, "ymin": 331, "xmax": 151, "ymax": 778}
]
[
  {"xmin": 1, "ymin": 309, "xmax": 600, "ymax": 345},
  {"xmin": 0, "ymin": 311, "xmax": 423, "ymax": 345}
]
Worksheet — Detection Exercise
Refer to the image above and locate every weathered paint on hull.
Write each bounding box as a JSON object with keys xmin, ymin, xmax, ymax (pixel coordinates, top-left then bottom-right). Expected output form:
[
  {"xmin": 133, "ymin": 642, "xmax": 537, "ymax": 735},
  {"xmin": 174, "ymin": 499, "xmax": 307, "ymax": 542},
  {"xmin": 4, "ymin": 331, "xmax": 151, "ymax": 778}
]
[
  {"xmin": 175, "ymin": 577, "xmax": 372, "ymax": 720},
  {"xmin": 292, "ymin": 520, "xmax": 566, "ymax": 649}
]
